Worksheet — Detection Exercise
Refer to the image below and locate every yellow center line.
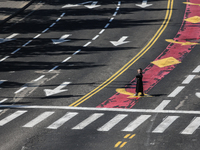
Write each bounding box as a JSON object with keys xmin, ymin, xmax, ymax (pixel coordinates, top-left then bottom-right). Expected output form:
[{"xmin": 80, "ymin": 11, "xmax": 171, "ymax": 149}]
[
  {"xmin": 115, "ymin": 141, "xmax": 122, "ymax": 148},
  {"xmin": 69, "ymin": 0, "xmax": 174, "ymax": 107},
  {"xmin": 124, "ymin": 134, "xmax": 131, "ymax": 139},
  {"xmin": 119, "ymin": 142, "xmax": 127, "ymax": 148},
  {"xmin": 129, "ymin": 134, "xmax": 136, "ymax": 139}
]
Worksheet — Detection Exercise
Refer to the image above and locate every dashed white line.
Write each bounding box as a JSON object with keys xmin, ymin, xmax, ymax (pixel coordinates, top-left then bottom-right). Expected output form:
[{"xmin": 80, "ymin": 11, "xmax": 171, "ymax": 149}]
[
  {"xmin": 48, "ymin": 66, "xmax": 59, "ymax": 72},
  {"xmin": 182, "ymin": 75, "xmax": 196, "ymax": 84},
  {"xmin": 56, "ymin": 18, "xmax": 61, "ymax": 22},
  {"xmin": 0, "ymin": 98, "xmax": 8, "ymax": 104},
  {"xmin": 83, "ymin": 42, "xmax": 91, "ymax": 47},
  {"xmin": 193, "ymin": 65, "xmax": 200, "ymax": 73},
  {"xmin": 33, "ymin": 34, "xmax": 41, "ymax": 39},
  {"xmin": 168, "ymin": 86, "xmax": 185, "ymax": 97},
  {"xmin": 42, "ymin": 28, "xmax": 49, "ymax": 33},
  {"xmin": 60, "ymin": 13, "xmax": 66, "ymax": 17},
  {"xmin": 11, "ymin": 48, "xmax": 21, "ymax": 54},
  {"xmin": 50, "ymin": 23, "xmax": 56, "ymax": 28},
  {"xmin": 181, "ymin": 117, "xmax": 200, "ymax": 135},
  {"xmin": 99, "ymin": 29, "xmax": 105, "ymax": 34},
  {"xmin": 15, "ymin": 86, "xmax": 28, "ymax": 94},
  {"xmin": 92, "ymin": 35, "xmax": 99, "ymax": 40},
  {"xmin": 118, "ymin": 1, "xmax": 121, "ymax": 5},
  {"xmin": 109, "ymin": 17, "xmax": 114, "ymax": 22},
  {"xmin": 0, "ymin": 56, "xmax": 9, "ymax": 62},
  {"xmin": 155, "ymin": 100, "xmax": 171, "ymax": 110},
  {"xmin": 113, "ymin": 11, "xmax": 117, "ymax": 16},
  {"xmin": 73, "ymin": 49, "xmax": 81, "ymax": 55},
  {"xmin": 62, "ymin": 57, "xmax": 71, "ymax": 63},
  {"xmin": 34, "ymin": 75, "xmax": 45, "ymax": 82},
  {"xmin": 116, "ymin": 6, "xmax": 120, "ymax": 11},
  {"xmin": 104, "ymin": 23, "xmax": 110, "ymax": 28},
  {"xmin": 22, "ymin": 40, "xmax": 32, "ymax": 47}
]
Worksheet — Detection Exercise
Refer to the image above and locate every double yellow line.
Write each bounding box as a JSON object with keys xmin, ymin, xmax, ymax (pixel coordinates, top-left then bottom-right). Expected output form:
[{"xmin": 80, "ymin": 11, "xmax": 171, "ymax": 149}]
[{"xmin": 70, "ymin": 0, "xmax": 174, "ymax": 107}]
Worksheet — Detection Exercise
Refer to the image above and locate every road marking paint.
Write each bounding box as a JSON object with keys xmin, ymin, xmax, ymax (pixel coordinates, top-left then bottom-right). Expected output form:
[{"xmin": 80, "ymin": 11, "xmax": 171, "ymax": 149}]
[
  {"xmin": 73, "ymin": 49, "xmax": 81, "ymax": 55},
  {"xmin": 33, "ymin": 34, "xmax": 41, "ymax": 39},
  {"xmin": 113, "ymin": 11, "xmax": 117, "ymax": 16},
  {"xmin": 48, "ymin": 66, "xmax": 59, "ymax": 72},
  {"xmin": 11, "ymin": 48, "xmax": 21, "ymax": 54},
  {"xmin": 129, "ymin": 134, "xmax": 136, "ymax": 139},
  {"xmin": 0, "ymin": 56, "xmax": 9, "ymax": 62},
  {"xmin": 168, "ymin": 86, "xmax": 185, "ymax": 97},
  {"xmin": 104, "ymin": 23, "xmax": 110, "ymax": 28},
  {"xmin": 34, "ymin": 75, "xmax": 45, "ymax": 82},
  {"xmin": 15, "ymin": 86, "xmax": 28, "ymax": 94},
  {"xmin": 47, "ymin": 112, "xmax": 78, "ymax": 129},
  {"xmin": 60, "ymin": 13, "xmax": 65, "ymax": 17},
  {"xmin": 109, "ymin": 17, "xmax": 114, "ymax": 22},
  {"xmin": 0, "ymin": 110, "xmax": 27, "ymax": 126},
  {"xmin": 181, "ymin": 117, "xmax": 200, "ymax": 134},
  {"xmin": 70, "ymin": 0, "xmax": 174, "ymax": 107},
  {"xmin": 97, "ymin": 114, "xmax": 128, "ymax": 131},
  {"xmin": 56, "ymin": 17, "xmax": 61, "ymax": 22},
  {"xmin": 50, "ymin": 23, "xmax": 56, "ymax": 28},
  {"xmin": 92, "ymin": 35, "xmax": 99, "ymax": 40},
  {"xmin": 193, "ymin": 65, "xmax": 200, "ymax": 73},
  {"xmin": 116, "ymin": 6, "xmax": 120, "ymax": 11},
  {"xmin": 155, "ymin": 100, "xmax": 171, "ymax": 110},
  {"xmin": 118, "ymin": 1, "xmax": 121, "ymax": 6},
  {"xmin": 152, "ymin": 116, "xmax": 179, "ymax": 133},
  {"xmin": 23, "ymin": 40, "xmax": 32, "ymax": 47},
  {"xmin": 72, "ymin": 113, "xmax": 104, "ymax": 130},
  {"xmin": 62, "ymin": 57, "xmax": 71, "ymax": 63},
  {"xmin": 83, "ymin": 41, "xmax": 91, "ymax": 47},
  {"xmin": 115, "ymin": 141, "xmax": 122, "ymax": 148},
  {"xmin": 122, "ymin": 115, "xmax": 151, "ymax": 131},
  {"xmin": 42, "ymin": 28, "xmax": 49, "ymax": 33},
  {"xmin": 124, "ymin": 134, "xmax": 131, "ymax": 138},
  {"xmin": 120, "ymin": 142, "xmax": 127, "ymax": 148},
  {"xmin": 182, "ymin": 75, "xmax": 196, "ymax": 84},
  {"xmin": 23, "ymin": 111, "xmax": 54, "ymax": 128},
  {"xmin": 99, "ymin": 29, "xmax": 105, "ymax": 34},
  {"xmin": 0, "ymin": 98, "xmax": 8, "ymax": 104},
  {"xmin": 0, "ymin": 80, "xmax": 6, "ymax": 85}
]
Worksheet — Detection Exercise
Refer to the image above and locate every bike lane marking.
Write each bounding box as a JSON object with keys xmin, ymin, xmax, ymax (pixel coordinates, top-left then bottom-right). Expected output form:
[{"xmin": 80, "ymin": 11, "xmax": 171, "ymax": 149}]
[{"xmin": 97, "ymin": 0, "xmax": 200, "ymax": 108}]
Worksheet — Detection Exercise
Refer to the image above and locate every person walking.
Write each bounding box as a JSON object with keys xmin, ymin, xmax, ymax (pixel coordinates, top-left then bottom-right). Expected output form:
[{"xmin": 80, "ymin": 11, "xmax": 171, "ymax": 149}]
[{"xmin": 134, "ymin": 68, "xmax": 144, "ymax": 96}]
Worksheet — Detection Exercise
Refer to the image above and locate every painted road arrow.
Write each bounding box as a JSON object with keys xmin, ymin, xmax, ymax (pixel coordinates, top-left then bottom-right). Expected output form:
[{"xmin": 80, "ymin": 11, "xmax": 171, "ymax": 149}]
[
  {"xmin": 136, "ymin": 0, "xmax": 152, "ymax": 8},
  {"xmin": 62, "ymin": 1, "xmax": 100, "ymax": 9},
  {"xmin": 51, "ymin": 34, "xmax": 71, "ymax": 44},
  {"xmin": 0, "ymin": 33, "xmax": 18, "ymax": 44},
  {"xmin": 110, "ymin": 36, "xmax": 130, "ymax": 46},
  {"xmin": 44, "ymin": 82, "xmax": 71, "ymax": 97}
]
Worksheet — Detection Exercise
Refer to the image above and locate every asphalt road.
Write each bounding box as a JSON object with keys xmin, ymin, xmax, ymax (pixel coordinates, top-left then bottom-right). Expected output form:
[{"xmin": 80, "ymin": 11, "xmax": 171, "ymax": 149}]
[{"xmin": 0, "ymin": 0, "xmax": 200, "ymax": 150}]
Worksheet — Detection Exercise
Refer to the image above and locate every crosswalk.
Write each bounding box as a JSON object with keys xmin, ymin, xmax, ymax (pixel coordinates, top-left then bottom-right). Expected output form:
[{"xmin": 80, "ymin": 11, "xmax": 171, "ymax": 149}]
[{"xmin": 0, "ymin": 109, "xmax": 199, "ymax": 135}]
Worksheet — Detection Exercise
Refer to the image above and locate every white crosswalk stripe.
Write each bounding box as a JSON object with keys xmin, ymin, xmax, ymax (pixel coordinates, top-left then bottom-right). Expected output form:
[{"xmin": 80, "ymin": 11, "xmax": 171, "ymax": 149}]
[
  {"xmin": 0, "ymin": 110, "xmax": 27, "ymax": 126},
  {"xmin": 97, "ymin": 114, "xmax": 128, "ymax": 131},
  {"xmin": 23, "ymin": 111, "xmax": 54, "ymax": 128},
  {"xmin": 152, "ymin": 116, "xmax": 179, "ymax": 133},
  {"xmin": 181, "ymin": 117, "xmax": 200, "ymax": 135},
  {"xmin": 72, "ymin": 113, "xmax": 104, "ymax": 130},
  {"xmin": 47, "ymin": 112, "xmax": 78, "ymax": 129},
  {"xmin": 122, "ymin": 115, "xmax": 151, "ymax": 132}
]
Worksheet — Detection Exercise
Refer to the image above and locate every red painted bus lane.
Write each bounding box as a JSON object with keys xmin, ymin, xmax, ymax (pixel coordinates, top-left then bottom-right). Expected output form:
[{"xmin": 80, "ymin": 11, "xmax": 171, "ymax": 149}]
[{"xmin": 97, "ymin": 0, "xmax": 200, "ymax": 108}]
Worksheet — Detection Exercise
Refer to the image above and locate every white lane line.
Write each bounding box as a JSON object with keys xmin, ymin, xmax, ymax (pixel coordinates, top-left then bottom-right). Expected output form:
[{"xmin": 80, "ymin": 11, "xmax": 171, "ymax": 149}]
[
  {"xmin": 152, "ymin": 116, "xmax": 179, "ymax": 133},
  {"xmin": 0, "ymin": 56, "xmax": 9, "ymax": 62},
  {"xmin": 48, "ymin": 66, "xmax": 59, "ymax": 72},
  {"xmin": 116, "ymin": 6, "xmax": 120, "ymax": 11},
  {"xmin": 47, "ymin": 112, "xmax": 78, "ymax": 129},
  {"xmin": 15, "ymin": 86, "xmax": 28, "ymax": 94},
  {"xmin": 113, "ymin": 11, "xmax": 117, "ymax": 16},
  {"xmin": 42, "ymin": 28, "xmax": 49, "ymax": 33},
  {"xmin": 60, "ymin": 13, "xmax": 65, "ymax": 17},
  {"xmin": 6, "ymin": 33, "xmax": 19, "ymax": 39},
  {"xmin": 50, "ymin": 23, "xmax": 56, "ymax": 28},
  {"xmin": 33, "ymin": 34, "xmax": 41, "ymax": 39},
  {"xmin": 118, "ymin": 1, "xmax": 121, "ymax": 6},
  {"xmin": 11, "ymin": 48, "xmax": 21, "ymax": 54},
  {"xmin": 23, "ymin": 111, "xmax": 54, "ymax": 128},
  {"xmin": 73, "ymin": 49, "xmax": 81, "ymax": 55},
  {"xmin": 0, "ymin": 110, "xmax": 27, "ymax": 126},
  {"xmin": 109, "ymin": 17, "xmax": 114, "ymax": 22},
  {"xmin": 99, "ymin": 29, "xmax": 105, "ymax": 34},
  {"xmin": 83, "ymin": 42, "xmax": 91, "ymax": 47},
  {"xmin": 72, "ymin": 113, "xmax": 104, "ymax": 130},
  {"xmin": 155, "ymin": 100, "xmax": 171, "ymax": 110},
  {"xmin": 92, "ymin": 35, "xmax": 99, "ymax": 40},
  {"xmin": 193, "ymin": 65, "xmax": 200, "ymax": 73},
  {"xmin": 62, "ymin": 57, "xmax": 71, "ymax": 63},
  {"xmin": 104, "ymin": 23, "xmax": 110, "ymax": 28},
  {"xmin": 122, "ymin": 115, "xmax": 151, "ymax": 132},
  {"xmin": 34, "ymin": 75, "xmax": 45, "ymax": 82},
  {"xmin": 97, "ymin": 114, "xmax": 128, "ymax": 131},
  {"xmin": 168, "ymin": 86, "xmax": 185, "ymax": 97},
  {"xmin": 56, "ymin": 17, "xmax": 61, "ymax": 22},
  {"xmin": 181, "ymin": 117, "xmax": 200, "ymax": 135},
  {"xmin": 182, "ymin": 75, "xmax": 196, "ymax": 84},
  {"xmin": 0, "ymin": 98, "xmax": 8, "ymax": 104},
  {"xmin": 22, "ymin": 40, "xmax": 32, "ymax": 47}
]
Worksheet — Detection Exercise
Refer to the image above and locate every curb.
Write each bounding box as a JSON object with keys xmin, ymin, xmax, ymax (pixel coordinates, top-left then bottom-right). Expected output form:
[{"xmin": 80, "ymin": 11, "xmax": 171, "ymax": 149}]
[{"xmin": 0, "ymin": 0, "xmax": 36, "ymax": 27}]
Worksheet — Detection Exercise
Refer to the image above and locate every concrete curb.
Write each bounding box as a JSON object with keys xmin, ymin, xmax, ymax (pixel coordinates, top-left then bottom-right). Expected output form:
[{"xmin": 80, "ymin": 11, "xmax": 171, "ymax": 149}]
[{"xmin": 0, "ymin": 0, "xmax": 36, "ymax": 27}]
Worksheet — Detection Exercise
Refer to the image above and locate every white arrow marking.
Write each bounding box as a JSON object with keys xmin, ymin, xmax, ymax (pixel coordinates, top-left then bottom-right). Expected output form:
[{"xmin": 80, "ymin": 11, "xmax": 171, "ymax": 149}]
[
  {"xmin": 84, "ymin": 1, "xmax": 101, "ymax": 9},
  {"xmin": 44, "ymin": 82, "xmax": 71, "ymax": 97},
  {"xmin": 136, "ymin": 0, "xmax": 152, "ymax": 8},
  {"xmin": 196, "ymin": 92, "xmax": 200, "ymax": 98},
  {"xmin": 62, "ymin": 1, "xmax": 92, "ymax": 8},
  {"xmin": 0, "ymin": 33, "xmax": 18, "ymax": 44},
  {"xmin": 110, "ymin": 36, "xmax": 130, "ymax": 46},
  {"xmin": 52, "ymin": 34, "xmax": 71, "ymax": 44}
]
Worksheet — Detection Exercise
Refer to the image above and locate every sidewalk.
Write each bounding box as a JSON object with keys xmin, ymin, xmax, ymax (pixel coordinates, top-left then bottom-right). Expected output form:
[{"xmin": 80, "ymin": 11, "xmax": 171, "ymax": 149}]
[{"xmin": 0, "ymin": 0, "xmax": 35, "ymax": 26}]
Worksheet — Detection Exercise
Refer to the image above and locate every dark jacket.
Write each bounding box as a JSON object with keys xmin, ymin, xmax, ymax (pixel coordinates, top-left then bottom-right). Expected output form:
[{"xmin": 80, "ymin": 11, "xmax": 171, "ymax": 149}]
[{"xmin": 136, "ymin": 73, "xmax": 143, "ymax": 93}]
